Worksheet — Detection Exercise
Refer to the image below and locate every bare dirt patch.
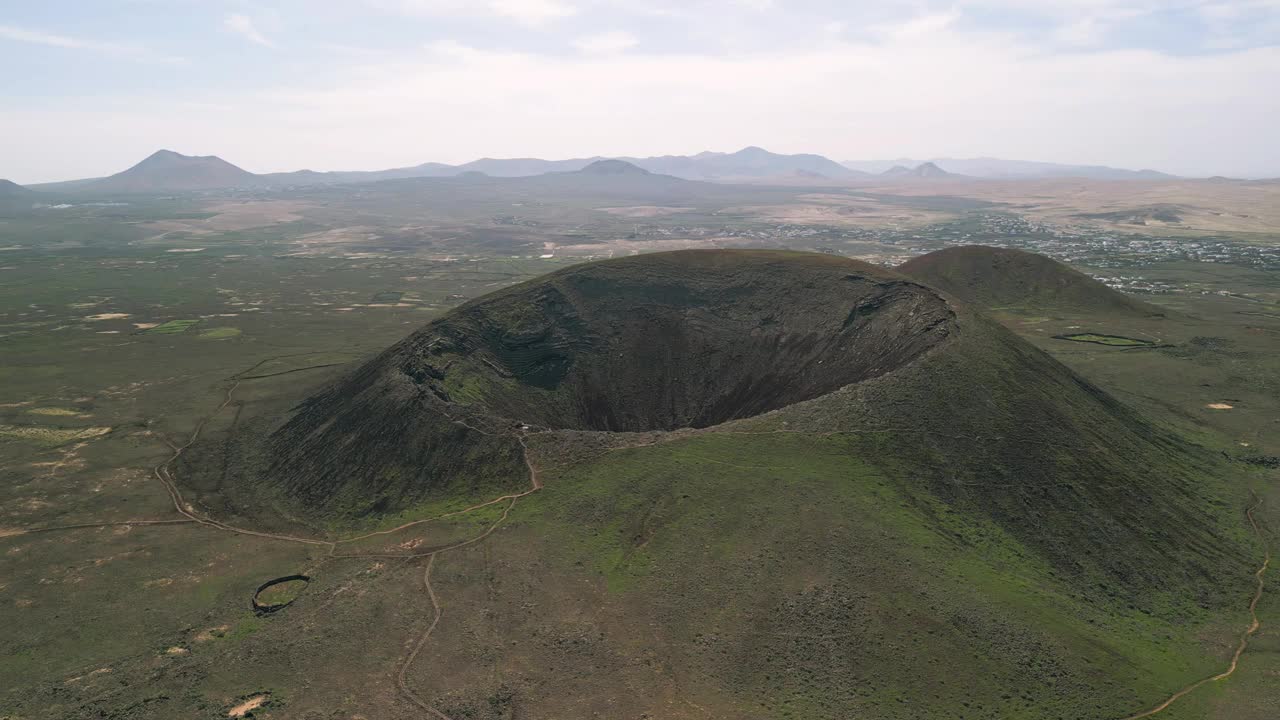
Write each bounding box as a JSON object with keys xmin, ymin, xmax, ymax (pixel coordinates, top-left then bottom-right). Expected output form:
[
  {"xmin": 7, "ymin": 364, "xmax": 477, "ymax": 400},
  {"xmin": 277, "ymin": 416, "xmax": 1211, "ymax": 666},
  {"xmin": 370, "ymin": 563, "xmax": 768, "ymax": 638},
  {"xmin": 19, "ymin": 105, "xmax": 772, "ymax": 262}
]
[
  {"xmin": 546, "ymin": 237, "xmax": 752, "ymax": 257},
  {"xmin": 27, "ymin": 407, "xmax": 85, "ymax": 417},
  {"xmin": 597, "ymin": 206, "xmax": 696, "ymax": 217},
  {"xmin": 290, "ymin": 226, "xmax": 380, "ymax": 250},
  {"xmin": 728, "ymin": 193, "xmax": 947, "ymax": 227},
  {"xmin": 195, "ymin": 625, "xmax": 230, "ymax": 642},
  {"xmin": 861, "ymin": 178, "xmax": 1280, "ymax": 238},
  {"xmin": 228, "ymin": 694, "xmax": 269, "ymax": 717},
  {"xmin": 0, "ymin": 425, "xmax": 111, "ymax": 446},
  {"xmin": 141, "ymin": 201, "xmax": 311, "ymax": 239}
]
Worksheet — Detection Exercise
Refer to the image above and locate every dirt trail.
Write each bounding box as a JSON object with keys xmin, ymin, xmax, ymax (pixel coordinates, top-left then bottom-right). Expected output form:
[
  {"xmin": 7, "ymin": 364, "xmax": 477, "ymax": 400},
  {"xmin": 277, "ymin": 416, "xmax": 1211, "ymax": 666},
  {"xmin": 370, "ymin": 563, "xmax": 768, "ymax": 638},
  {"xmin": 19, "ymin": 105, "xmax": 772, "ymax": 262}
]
[
  {"xmin": 1120, "ymin": 493, "xmax": 1271, "ymax": 719},
  {"xmin": 340, "ymin": 436, "xmax": 543, "ymax": 718},
  {"xmin": 19, "ymin": 519, "xmax": 198, "ymax": 536},
  {"xmin": 397, "ymin": 556, "xmax": 451, "ymax": 720}
]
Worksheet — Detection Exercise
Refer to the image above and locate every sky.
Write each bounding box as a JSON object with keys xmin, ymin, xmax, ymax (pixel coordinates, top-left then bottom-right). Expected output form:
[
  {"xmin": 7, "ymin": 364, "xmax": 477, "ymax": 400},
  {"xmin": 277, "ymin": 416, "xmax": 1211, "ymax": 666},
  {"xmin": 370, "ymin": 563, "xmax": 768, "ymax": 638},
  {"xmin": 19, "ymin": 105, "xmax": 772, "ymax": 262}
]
[{"xmin": 2, "ymin": 0, "xmax": 1279, "ymax": 183}]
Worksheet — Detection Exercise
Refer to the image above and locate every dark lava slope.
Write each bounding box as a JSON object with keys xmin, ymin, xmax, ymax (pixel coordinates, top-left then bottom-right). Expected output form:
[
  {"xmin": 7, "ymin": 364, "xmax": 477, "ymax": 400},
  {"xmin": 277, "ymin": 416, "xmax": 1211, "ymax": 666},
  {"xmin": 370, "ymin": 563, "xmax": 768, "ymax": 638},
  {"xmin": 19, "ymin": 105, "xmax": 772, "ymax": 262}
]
[
  {"xmin": 899, "ymin": 245, "xmax": 1163, "ymax": 315},
  {"xmin": 218, "ymin": 249, "xmax": 1215, "ymax": 544},
  {"xmin": 411, "ymin": 251, "xmax": 952, "ymax": 432},
  {"xmin": 255, "ymin": 251, "xmax": 953, "ymax": 516}
]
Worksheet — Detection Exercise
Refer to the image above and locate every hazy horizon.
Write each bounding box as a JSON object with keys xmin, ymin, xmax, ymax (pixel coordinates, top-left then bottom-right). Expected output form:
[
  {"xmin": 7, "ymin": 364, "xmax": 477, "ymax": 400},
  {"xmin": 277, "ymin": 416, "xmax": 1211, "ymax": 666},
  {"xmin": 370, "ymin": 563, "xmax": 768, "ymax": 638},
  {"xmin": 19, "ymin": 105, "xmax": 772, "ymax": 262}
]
[
  {"xmin": 11, "ymin": 146, "xmax": 1216, "ymax": 186},
  {"xmin": 4, "ymin": 0, "xmax": 1279, "ymax": 183}
]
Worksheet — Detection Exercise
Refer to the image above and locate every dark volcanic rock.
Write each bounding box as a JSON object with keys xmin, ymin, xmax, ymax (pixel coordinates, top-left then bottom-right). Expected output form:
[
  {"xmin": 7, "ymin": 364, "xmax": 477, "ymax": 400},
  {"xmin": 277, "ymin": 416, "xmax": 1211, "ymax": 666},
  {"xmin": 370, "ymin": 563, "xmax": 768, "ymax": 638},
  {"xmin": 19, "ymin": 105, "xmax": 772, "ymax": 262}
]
[{"xmin": 263, "ymin": 250, "xmax": 953, "ymax": 516}]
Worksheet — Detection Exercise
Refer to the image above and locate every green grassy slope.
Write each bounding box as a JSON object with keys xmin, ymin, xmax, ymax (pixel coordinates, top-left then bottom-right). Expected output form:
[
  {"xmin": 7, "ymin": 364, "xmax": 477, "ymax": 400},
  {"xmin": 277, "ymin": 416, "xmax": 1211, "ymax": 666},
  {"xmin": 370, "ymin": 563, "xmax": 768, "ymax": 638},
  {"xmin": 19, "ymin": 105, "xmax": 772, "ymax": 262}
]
[
  {"xmin": 898, "ymin": 245, "xmax": 1164, "ymax": 316},
  {"xmin": 171, "ymin": 249, "xmax": 1262, "ymax": 718},
  {"xmin": 381, "ymin": 418, "xmax": 1261, "ymax": 720}
]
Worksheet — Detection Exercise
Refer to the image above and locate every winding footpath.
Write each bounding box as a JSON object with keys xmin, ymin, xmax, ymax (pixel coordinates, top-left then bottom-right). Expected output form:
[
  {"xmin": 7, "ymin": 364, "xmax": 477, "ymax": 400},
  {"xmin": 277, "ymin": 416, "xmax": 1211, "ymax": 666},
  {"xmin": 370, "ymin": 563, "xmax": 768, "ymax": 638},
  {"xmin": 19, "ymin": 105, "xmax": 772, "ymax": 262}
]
[{"xmin": 1120, "ymin": 492, "xmax": 1271, "ymax": 720}]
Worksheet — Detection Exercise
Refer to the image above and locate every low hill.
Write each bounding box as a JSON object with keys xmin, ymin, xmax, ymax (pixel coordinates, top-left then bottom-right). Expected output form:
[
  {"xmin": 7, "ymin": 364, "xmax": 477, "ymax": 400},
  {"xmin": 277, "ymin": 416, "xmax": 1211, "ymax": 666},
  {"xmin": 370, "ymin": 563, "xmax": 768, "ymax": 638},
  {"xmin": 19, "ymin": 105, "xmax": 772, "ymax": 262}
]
[
  {"xmin": 80, "ymin": 149, "xmax": 257, "ymax": 192},
  {"xmin": 575, "ymin": 158, "xmax": 650, "ymax": 176},
  {"xmin": 258, "ymin": 161, "xmax": 457, "ymax": 186},
  {"xmin": 899, "ymin": 245, "xmax": 1164, "ymax": 315},
  {"xmin": 0, "ymin": 179, "xmax": 31, "ymax": 195},
  {"xmin": 913, "ymin": 160, "xmax": 954, "ymax": 178},
  {"xmin": 881, "ymin": 162, "xmax": 958, "ymax": 179},
  {"xmin": 182, "ymin": 249, "xmax": 1257, "ymax": 718},
  {"xmin": 846, "ymin": 156, "xmax": 1177, "ymax": 180},
  {"xmin": 454, "ymin": 156, "xmax": 599, "ymax": 177},
  {"xmin": 629, "ymin": 146, "xmax": 863, "ymax": 180}
]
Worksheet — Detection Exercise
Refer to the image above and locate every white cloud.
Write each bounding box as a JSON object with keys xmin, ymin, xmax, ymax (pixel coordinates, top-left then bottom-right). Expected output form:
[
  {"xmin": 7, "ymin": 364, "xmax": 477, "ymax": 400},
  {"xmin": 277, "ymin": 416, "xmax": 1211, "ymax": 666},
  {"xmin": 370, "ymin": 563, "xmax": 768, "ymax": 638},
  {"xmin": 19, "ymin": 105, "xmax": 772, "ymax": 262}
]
[
  {"xmin": 376, "ymin": 0, "xmax": 576, "ymax": 25},
  {"xmin": 874, "ymin": 11, "xmax": 963, "ymax": 41},
  {"xmin": 572, "ymin": 30, "xmax": 639, "ymax": 54},
  {"xmin": 1054, "ymin": 17, "xmax": 1106, "ymax": 46},
  {"xmin": 4, "ymin": 2, "xmax": 1280, "ymax": 180},
  {"xmin": 224, "ymin": 14, "xmax": 275, "ymax": 48},
  {"xmin": 489, "ymin": 0, "xmax": 577, "ymax": 24},
  {"xmin": 0, "ymin": 23, "xmax": 183, "ymax": 62},
  {"xmin": 144, "ymin": 28, "xmax": 1273, "ymax": 176}
]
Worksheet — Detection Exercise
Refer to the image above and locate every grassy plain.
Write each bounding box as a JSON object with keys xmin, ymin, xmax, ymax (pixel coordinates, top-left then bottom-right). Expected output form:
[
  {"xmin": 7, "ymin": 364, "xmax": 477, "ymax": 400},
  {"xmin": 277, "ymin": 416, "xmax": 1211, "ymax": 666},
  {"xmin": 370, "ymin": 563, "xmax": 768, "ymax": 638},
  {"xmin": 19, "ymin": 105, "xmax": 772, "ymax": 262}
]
[{"xmin": 0, "ymin": 176, "xmax": 1276, "ymax": 719}]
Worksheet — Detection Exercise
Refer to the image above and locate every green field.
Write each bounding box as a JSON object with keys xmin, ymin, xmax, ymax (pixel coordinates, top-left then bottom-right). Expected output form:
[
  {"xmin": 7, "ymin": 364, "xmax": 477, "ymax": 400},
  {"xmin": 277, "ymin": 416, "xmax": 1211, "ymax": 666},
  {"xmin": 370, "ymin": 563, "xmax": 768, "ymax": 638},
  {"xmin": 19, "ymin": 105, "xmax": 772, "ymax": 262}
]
[
  {"xmin": 147, "ymin": 318, "xmax": 201, "ymax": 334},
  {"xmin": 1, "ymin": 180, "xmax": 1276, "ymax": 719},
  {"xmin": 198, "ymin": 326, "xmax": 242, "ymax": 340}
]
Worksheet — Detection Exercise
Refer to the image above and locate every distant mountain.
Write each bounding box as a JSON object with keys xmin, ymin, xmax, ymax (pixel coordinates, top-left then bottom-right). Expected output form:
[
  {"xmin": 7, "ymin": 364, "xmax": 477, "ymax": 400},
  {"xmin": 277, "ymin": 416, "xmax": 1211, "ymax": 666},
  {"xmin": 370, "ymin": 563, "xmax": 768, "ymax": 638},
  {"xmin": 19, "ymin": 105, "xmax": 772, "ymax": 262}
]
[
  {"xmin": 846, "ymin": 156, "xmax": 1177, "ymax": 180},
  {"xmin": 0, "ymin": 179, "xmax": 34, "ymax": 209},
  {"xmin": 849, "ymin": 159, "xmax": 919, "ymax": 175},
  {"xmin": 519, "ymin": 159, "xmax": 690, "ymax": 200},
  {"xmin": 0, "ymin": 179, "xmax": 32, "ymax": 195},
  {"xmin": 454, "ymin": 157, "xmax": 599, "ymax": 177},
  {"xmin": 259, "ymin": 162, "xmax": 456, "ymax": 186},
  {"xmin": 81, "ymin": 150, "xmax": 258, "ymax": 193},
  {"xmin": 880, "ymin": 162, "xmax": 958, "ymax": 179},
  {"xmin": 624, "ymin": 146, "xmax": 863, "ymax": 180},
  {"xmin": 429, "ymin": 147, "xmax": 861, "ymax": 181},
  {"xmin": 38, "ymin": 146, "xmax": 866, "ymax": 193},
  {"xmin": 576, "ymin": 159, "xmax": 651, "ymax": 176},
  {"xmin": 913, "ymin": 161, "xmax": 955, "ymax": 178}
]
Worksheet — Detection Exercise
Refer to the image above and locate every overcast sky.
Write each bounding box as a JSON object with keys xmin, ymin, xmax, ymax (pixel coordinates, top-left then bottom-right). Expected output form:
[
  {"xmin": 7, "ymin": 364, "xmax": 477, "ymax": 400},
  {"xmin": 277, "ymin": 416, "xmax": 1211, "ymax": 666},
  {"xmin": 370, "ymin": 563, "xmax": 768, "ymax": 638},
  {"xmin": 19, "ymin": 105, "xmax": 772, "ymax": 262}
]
[{"xmin": 3, "ymin": 0, "xmax": 1279, "ymax": 182}]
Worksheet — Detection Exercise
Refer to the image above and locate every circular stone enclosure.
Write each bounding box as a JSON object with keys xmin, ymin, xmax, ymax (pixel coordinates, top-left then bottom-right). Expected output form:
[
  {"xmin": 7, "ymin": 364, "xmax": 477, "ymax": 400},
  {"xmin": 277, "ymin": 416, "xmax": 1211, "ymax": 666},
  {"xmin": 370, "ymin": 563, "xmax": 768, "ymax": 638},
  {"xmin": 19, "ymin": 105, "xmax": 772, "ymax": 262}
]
[
  {"xmin": 401, "ymin": 252, "xmax": 955, "ymax": 432},
  {"xmin": 252, "ymin": 575, "xmax": 310, "ymax": 614}
]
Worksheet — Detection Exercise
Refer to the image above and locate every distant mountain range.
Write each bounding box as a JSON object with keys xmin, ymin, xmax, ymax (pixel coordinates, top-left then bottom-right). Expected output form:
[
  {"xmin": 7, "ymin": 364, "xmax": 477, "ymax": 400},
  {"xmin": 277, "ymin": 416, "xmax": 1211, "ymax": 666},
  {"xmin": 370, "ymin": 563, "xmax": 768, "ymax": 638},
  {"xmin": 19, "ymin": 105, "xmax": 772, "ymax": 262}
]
[
  {"xmin": 29, "ymin": 147, "xmax": 863, "ymax": 194},
  {"xmin": 843, "ymin": 157, "xmax": 1176, "ymax": 180},
  {"xmin": 25, "ymin": 147, "xmax": 1190, "ymax": 194}
]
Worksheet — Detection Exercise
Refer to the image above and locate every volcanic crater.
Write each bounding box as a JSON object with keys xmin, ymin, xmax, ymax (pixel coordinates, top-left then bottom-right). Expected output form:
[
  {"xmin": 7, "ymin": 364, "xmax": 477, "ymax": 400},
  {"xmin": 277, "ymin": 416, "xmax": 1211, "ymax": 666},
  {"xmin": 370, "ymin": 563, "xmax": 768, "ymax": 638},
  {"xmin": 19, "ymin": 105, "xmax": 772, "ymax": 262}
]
[
  {"xmin": 402, "ymin": 250, "xmax": 955, "ymax": 432},
  {"xmin": 224, "ymin": 250, "xmax": 957, "ymax": 517}
]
